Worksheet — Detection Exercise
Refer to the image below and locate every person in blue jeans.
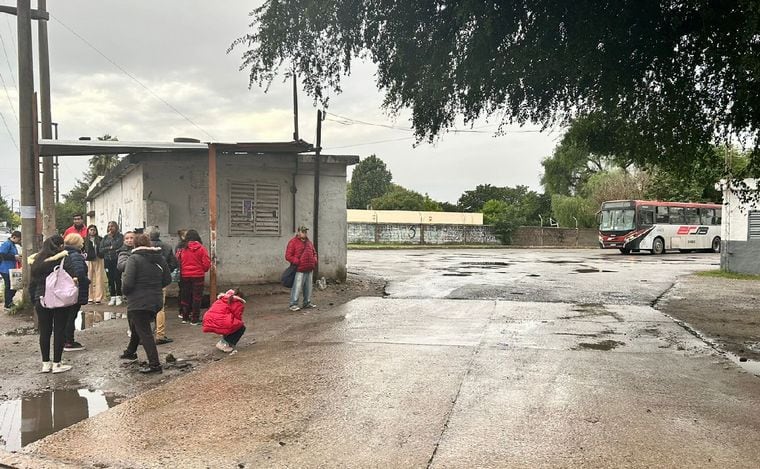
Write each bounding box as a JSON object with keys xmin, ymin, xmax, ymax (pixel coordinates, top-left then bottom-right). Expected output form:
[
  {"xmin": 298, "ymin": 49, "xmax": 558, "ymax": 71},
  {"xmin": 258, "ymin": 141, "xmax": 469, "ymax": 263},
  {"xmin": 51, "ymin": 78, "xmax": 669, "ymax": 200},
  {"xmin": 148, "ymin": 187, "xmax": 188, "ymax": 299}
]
[
  {"xmin": 284, "ymin": 226, "xmax": 318, "ymax": 311},
  {"xmin": 0, "ymin": 231, "xmax": 21, "ymax": 311}
]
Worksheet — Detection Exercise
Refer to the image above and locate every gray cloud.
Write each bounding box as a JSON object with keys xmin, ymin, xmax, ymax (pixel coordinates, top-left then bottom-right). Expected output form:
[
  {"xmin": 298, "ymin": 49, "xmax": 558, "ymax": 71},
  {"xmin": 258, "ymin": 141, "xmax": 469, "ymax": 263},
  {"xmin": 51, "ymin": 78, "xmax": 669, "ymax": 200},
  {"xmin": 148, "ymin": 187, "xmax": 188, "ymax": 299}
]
[{"xmin": 0, "ymin": 0, "xmax": 559, "ymax": 206}]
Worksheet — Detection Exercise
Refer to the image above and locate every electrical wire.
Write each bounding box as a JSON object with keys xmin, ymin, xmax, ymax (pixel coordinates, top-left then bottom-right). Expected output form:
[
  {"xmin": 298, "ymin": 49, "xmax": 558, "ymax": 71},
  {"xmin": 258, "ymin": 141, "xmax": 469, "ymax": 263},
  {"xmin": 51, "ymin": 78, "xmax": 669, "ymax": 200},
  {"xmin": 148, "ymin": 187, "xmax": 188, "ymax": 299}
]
[
  {"xmin": 0, "ymin": 107, "xmax": 18, "ymax": 149},
  {"xmin": 326, "ymin": 111, "xmax": 546, "ymax": 134},
  {"xmin": 50, "ymin": 13, "xmax": 216, "ymax": 141},
  {"xmin": 323, "ymin": 136, "xmax": 417, "ymax": 150},
  {"xmin": 0, "ymin": 29, "xmax": 17, "ymax": 91},
  {"xmin": 0, "ymin": 68, "xmax": 17, "ymax": 125}
]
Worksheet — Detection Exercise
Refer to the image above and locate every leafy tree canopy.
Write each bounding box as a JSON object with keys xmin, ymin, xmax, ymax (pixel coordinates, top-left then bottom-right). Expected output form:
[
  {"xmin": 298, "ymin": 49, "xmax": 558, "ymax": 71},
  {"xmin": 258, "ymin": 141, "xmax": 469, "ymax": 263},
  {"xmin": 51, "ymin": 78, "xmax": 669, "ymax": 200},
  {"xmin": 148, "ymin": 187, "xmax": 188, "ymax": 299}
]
[
  {"xmin": 347, "ymin": 154, "xmax": 392, "ymax": 209},
  {"xmin": 233, "ymin": 1, "xmax": 760, "ymax": 168},
  {"xmin": 56, "ymin": 135, "xmax": 120, "ymax": 232},
  {"xmin": 370, "ymin": 184, "xmax": 436, "ymax": 211},
  {"xmin": 0, "ymin": 195, "xmax": 20, "ymax": 230}
]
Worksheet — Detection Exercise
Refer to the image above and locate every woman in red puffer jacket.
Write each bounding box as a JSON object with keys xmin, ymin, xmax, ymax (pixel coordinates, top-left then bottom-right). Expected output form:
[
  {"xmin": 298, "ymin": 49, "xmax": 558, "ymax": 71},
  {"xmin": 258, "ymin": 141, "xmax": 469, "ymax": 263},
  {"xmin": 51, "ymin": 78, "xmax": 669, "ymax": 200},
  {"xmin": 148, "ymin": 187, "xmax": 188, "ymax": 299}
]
[
  {"xmin": 202, "ymin": 289, "xmax": 247, "ymax": 353},
  {"xmin": 175, "ymin": 229, "xmax": 211, "ymax": 324}
]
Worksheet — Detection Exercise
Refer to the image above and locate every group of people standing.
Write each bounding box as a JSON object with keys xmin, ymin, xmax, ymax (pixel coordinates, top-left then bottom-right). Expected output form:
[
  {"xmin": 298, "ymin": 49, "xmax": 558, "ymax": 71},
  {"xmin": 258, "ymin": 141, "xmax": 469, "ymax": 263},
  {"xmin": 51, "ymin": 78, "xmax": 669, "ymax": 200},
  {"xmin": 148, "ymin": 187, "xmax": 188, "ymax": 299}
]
[
  {"xmin": 24, "ymin": 214, "xmax": 216, "ymax": 374},
  {"xmin": 13, "ymin": 215, "xmax": 319, "ymax": 376}
]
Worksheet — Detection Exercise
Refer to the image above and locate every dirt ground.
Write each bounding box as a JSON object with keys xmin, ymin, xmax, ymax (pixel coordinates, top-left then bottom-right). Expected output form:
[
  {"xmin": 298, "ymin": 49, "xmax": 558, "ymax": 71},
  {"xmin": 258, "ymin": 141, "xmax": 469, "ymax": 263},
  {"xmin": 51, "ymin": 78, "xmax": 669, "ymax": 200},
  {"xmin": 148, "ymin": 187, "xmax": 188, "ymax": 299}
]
[
  {"xmin": 655, "ymin": 274, "xmax": 760, "ymax": 362},
  {"xmin": 0, "ymin": 275, "xmax": 386, "ymax": 403}
]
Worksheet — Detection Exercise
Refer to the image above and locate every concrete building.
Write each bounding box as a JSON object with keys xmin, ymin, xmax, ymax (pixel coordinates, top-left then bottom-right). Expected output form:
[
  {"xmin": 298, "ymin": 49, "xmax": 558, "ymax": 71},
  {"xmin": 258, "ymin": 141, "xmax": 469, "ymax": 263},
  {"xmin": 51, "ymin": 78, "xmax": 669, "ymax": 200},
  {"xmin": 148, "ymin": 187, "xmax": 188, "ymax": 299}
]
[
  {"xmin": 40, "ymin": 139, "xmax": 358, "ymax": 294},
  {"xmin": 721, "ymin": 178, "xmax": 760, "ymax": 274}
]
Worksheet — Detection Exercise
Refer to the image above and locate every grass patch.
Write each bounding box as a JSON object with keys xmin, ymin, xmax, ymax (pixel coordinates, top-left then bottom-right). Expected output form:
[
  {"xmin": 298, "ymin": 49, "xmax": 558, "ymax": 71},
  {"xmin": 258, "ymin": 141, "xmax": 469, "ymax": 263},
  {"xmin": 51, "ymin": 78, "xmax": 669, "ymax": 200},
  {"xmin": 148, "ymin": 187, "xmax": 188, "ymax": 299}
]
[{"xmin": 696, "ymin": 270, "xmax": 760, "ymax": 281}]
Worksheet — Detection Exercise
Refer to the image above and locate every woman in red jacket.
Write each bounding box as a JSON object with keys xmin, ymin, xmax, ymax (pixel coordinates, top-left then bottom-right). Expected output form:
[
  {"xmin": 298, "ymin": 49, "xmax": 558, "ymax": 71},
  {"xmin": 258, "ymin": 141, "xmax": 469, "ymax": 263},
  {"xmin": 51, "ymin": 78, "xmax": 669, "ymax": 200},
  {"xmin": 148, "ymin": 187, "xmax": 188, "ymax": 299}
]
[
  {"xmin": 285, "ymin": 225, "xmax": 318, "ymax": 311},
  {"xmin": 175, "ymin": 229, "xmax": 211, "ymax": 325},
  {"xmin": 202, "ymin": 289, "xmax": 247, "ymax": 353}
]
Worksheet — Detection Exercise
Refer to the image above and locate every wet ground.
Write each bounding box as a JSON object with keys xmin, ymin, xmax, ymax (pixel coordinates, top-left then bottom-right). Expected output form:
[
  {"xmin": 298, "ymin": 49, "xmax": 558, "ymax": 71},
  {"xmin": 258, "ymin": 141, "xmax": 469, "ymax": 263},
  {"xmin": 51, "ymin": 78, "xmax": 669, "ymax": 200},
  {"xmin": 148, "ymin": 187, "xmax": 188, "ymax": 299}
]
[{"xmin": 2, "ymin": 248, "xmax": 759, "ymax": 468}]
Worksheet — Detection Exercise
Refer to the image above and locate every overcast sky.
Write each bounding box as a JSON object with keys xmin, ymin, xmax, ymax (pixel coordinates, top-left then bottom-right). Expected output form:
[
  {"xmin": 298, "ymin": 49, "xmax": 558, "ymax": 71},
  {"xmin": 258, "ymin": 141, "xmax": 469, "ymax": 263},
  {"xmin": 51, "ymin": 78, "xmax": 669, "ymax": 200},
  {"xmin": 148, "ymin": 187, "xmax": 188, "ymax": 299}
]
[{"xmin": 0, "ymin": 0, "xmax": 561, "ymax": 206}]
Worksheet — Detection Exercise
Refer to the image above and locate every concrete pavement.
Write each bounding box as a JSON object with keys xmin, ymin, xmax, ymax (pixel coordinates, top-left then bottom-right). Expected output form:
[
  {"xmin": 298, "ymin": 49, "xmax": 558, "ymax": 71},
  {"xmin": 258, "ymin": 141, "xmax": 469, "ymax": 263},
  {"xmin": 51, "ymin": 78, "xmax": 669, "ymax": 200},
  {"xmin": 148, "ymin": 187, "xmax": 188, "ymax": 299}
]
[{"xmin": 21, "ymin": 296, "xmax": 760, "ymax": 468}]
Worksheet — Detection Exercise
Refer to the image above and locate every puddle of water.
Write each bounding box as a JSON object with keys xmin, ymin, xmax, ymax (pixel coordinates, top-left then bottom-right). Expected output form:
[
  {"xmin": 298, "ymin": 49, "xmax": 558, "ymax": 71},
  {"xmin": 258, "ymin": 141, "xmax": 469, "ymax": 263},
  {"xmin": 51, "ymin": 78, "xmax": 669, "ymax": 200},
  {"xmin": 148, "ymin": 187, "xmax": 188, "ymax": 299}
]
[
  {"xmin": 726, "ymin": 354, "xmax": 760, "ymax": 377},
  {"xmin": 461, "ymin": 261, "xmax": 510, "ymax": 266},
  {"xmin": 575, "ymin": 340, "xmax": 625, "ymax": 351},
  {"xmin": 442, "ymin": 273, "xmax": 472, "ymax": 277},
  {"xmin": 0, "ymin": 389, "xmax": 120, "ymax": 452},
  {"xmin": 574, "ymin": 268, "xmax": 617, "ymax": 273},
  {"xmin": 542, "ymin": 260, "xmax": 582, "ymax": 264}
]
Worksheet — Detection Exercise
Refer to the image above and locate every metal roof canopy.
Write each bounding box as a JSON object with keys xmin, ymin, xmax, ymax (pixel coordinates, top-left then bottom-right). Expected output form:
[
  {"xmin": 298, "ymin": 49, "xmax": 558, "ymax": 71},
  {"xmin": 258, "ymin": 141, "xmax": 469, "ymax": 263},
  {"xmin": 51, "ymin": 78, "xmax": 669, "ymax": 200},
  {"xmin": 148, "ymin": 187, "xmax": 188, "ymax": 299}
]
[{"xmin": 38, "ymin": 139, "xmax": 314, "ymax": 156}]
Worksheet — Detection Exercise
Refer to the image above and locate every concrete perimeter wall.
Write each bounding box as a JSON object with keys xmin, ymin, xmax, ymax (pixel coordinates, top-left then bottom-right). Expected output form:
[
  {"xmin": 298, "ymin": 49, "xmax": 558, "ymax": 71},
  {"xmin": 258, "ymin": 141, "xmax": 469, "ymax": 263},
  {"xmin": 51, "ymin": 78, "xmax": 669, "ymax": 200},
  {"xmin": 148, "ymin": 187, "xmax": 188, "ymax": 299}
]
[{"xmin": 348, "ymin": 223, "xmax": 599, "ymax": 247}]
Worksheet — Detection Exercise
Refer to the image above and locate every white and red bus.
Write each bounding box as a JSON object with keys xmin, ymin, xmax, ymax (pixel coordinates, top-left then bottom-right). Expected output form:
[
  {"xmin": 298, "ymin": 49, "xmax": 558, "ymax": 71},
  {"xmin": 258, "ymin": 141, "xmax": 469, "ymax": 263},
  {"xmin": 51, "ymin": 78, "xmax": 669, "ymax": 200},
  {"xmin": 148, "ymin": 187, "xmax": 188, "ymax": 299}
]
[{"xmin": 598, "ymin": 200, "xmax": 722, "ymax": 254}]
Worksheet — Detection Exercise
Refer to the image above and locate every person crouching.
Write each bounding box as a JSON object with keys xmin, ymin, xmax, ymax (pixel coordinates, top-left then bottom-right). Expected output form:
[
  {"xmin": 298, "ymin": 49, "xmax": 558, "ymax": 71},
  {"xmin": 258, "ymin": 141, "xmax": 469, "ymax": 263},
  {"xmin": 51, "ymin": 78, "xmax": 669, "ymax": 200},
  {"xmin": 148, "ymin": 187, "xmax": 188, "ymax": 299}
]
[
  {"xmin": 202, "ymin": 289, "xmax": 247, "ymax": 353},
  {"xmin": 119, "ymin": 233, "xmax": 171, "ymax": 373}
]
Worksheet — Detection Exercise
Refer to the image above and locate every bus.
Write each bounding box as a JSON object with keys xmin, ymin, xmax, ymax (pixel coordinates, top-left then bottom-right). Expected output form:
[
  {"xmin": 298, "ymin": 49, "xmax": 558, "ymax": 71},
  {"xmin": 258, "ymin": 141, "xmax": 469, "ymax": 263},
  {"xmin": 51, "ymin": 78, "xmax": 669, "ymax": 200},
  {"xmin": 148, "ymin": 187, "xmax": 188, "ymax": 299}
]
[{"xmin": 598, "ymin": 200, "xmax": 722, "ymax": 254}]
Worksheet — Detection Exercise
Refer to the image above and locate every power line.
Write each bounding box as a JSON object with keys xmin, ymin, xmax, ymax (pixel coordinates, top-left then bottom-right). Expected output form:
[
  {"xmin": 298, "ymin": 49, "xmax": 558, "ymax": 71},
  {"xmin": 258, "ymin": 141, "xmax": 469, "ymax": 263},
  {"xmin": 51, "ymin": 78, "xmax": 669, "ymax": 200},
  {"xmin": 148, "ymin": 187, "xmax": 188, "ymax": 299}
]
[
  {"xmin": 50, "ymin": 13, "xmax": 216, "ymax": 141},
  {"xmin": 326, "ymin": 111, "xmax": 547, "ymax": 134},
  {"xmin": 0, "ymin": 108, "xmax": 18, "ymax": 149},
  {"xmin": 323, "ymin": 136, "xmax": 416, "ymax": 150},
  {"xmin": 0, "ymin": 29, "xmax": 17, "ymax": 91},
  {"xmin": 0, "ymin": 68, "xmax": 17, "ymax": 125}
]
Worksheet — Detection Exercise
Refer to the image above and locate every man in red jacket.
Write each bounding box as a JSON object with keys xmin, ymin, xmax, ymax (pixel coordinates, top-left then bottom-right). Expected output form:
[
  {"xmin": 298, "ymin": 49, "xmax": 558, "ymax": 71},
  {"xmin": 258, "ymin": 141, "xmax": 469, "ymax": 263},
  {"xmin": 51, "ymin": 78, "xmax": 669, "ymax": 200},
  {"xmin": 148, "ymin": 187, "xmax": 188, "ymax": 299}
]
[
  {"xmin": 285, "ymin": 226, "xmax": 317, "ymax": 311},
  {"xmin": 63, "ymin": 214, "xmax": 88, "ymax": 239}
]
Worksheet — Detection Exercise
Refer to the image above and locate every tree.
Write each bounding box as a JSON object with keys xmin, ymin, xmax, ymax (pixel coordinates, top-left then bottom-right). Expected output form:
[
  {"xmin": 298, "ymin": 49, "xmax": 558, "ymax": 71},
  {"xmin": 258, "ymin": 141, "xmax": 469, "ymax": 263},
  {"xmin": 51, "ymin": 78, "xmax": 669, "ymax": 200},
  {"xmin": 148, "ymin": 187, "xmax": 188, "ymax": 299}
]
[
  {"xmin": 551, "ymin": 195, "xmax": 598, "ymax": 229},
  {"xmin": 232, "ymin": 1, "xmax": 760, "ymax": 170},
  {"xmin": 457, "ymin": 184, "xmax": 510, "ymax": 212},
  {"xmin": 370, "ymin": 185, "xmax": 426, "ymax": 211},
  {"xmin": 0, "ymin": 195, "xmax": 19, "ymax": 229},
  {"xmin": 55, "ymin": 135, "xmax": 121, "ymax": 232},
  {"xmin": 347, "ymin": 154, "xmax": 392, "ymax": 209}
]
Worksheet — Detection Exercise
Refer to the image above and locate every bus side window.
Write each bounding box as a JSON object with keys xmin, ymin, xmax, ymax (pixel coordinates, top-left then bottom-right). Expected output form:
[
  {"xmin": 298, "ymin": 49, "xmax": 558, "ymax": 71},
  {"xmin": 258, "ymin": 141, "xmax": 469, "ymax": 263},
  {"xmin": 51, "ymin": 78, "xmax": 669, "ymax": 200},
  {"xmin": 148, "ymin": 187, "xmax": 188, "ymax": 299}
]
[
  {"xmin": 639, "ymin": 206, "xmax": 654, "ymax": 226},
  {"xmin": 669, "ymin": 207, "xmax": 685, "ymax": 224},
  {"xmin": 656, "ymin": 206, "xmax": 669, "ymax": 224},
  {"xmin": 685, "ymin": 207, "xmax": 700, "ymax": 225},
  {"xmin": 700, "ymin": 209, "xmax": 714, "ymax": 225},
  {"xmin": 715, "ymin": 208, "xmax": 722, "ymax": 225}
]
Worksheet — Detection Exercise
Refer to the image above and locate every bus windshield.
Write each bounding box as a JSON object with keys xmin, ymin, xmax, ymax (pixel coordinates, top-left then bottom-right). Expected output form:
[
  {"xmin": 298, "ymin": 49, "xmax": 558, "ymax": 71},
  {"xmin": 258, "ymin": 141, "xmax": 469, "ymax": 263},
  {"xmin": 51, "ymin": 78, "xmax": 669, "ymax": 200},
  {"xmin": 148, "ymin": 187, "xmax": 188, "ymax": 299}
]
[{"xmin": 600, "ymin": 209, "xmax": 635, "ymax": 231}]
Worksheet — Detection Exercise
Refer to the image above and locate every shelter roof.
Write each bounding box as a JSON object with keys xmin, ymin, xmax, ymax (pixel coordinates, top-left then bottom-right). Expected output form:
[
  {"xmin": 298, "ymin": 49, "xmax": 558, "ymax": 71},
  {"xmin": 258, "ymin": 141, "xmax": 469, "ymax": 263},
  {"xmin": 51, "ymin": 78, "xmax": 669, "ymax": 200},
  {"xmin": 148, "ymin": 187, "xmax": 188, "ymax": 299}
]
[{"xmin": 38, "ymin": 139, "xmax": 315, "ymax": 156}]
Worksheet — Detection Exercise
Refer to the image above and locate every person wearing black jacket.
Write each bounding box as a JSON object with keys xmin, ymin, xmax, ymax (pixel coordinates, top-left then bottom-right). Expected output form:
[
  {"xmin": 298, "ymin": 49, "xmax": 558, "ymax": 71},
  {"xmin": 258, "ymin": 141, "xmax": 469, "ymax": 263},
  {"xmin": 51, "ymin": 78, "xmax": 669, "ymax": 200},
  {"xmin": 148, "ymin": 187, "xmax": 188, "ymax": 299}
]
[
  {"xmin": 120, "ymin": 233, "xmax": 172, "ymax": 373},
  {"xmin": 149, "ymin": 226, "xmax": 177, "ymax": 345},
  {"xmin": 84, "ymin": 225, "xmax": 105, "ymax": 304},
  {"xmin": 62, "ymin": 233, "xmax": 90, "ymax": 352},
  {"xmin": 29, "ymin": 234, "xmax": 78, "ymax": 374},
  {"xmin": 99, "ymin": 221, "xmax": 124, "ymax": 306}
]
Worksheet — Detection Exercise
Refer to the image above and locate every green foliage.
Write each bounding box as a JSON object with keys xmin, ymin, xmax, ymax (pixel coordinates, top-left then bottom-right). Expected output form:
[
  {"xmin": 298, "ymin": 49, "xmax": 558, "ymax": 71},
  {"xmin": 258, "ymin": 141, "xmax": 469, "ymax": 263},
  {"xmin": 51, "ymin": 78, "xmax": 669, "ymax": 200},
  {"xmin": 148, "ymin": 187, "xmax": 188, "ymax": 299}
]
[
  {"xmin": 370, "ymin": 185, "xmax": 425, "ymax": 211},
  {"xmin": 233, "ymin": 1, "xmax": 760, "ymax": 169},
  {"xmin": 458, "ymin": 184, "xmax": 550, "ymax": 226},
  {"xmin": 56, "ymin": 135, "xmax": 120, "ymax": 232},
  {"xmin": 492, "ymin": 205, "xmax": 526, "ymax": 245},
  {"xmin": 581, "ymin": 170, "xmax": 649, "ymax": 207},
  {"xmin": 551, "ymin": 195, "xmax": 598, "ymax": 228},
  {"xmin": 347, "ymin": 154, "xmax": 393, "ymax": 209},
  {"xmin": 422, "ymin": 194, "xmax": 442, "ymax": 212},
  {"xmin": 482, "ymin": 200, "xmax": 509, "ymax": 225},
  {"xmin": 0, "ymin": 195, "xmax": 19, "ymax": 229}
]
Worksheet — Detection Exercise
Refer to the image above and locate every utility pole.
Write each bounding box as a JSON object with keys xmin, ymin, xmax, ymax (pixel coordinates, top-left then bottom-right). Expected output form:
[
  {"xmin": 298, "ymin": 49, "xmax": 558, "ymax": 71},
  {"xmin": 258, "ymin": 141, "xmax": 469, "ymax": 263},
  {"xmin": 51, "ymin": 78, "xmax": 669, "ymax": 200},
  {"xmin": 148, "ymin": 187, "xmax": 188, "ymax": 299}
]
[
  {"xmin": 17, "ymin": 0, "xmax": 36, "ymax": 302},
  {"xmin": 313, "ymin": 110, "xmax": 323, "ymax": 280},
  {"xmin": 38, "ymin": 0, "xmax": 55, "ymax": 236}
]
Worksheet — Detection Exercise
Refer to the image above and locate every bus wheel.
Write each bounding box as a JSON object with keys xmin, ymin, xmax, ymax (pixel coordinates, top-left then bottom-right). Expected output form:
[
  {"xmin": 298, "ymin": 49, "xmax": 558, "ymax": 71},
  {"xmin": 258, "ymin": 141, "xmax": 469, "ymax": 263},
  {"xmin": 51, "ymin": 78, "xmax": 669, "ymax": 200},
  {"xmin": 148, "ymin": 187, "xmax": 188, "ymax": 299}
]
[
  {"xmin": 619, "ymin": 248, "xmax": 631, "ymax": 255},
  {"xmin": 711, "ymin": 237, "xmax": 721, "ymax": 253},
  {"xmin": 651, "ymin": 237, "xmax": 665, "ymax": 255}
]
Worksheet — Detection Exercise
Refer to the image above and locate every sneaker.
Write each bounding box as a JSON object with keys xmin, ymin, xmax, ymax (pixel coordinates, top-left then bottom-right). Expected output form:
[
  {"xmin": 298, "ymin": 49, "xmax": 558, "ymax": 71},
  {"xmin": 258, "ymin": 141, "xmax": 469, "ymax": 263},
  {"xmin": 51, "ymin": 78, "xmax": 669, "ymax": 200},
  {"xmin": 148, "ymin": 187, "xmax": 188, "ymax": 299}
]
[
  {"xmin": 156, "ymin": 337, "xmax": 174, "ymax": 345},
  {"xmin": 190, "ymin": 320, "xmax": 201, "ymax": 326},
  {"xmin": 115, "ymin": 297, "xmax": 123, "ymax": 306},
  {"xmin": 88, "ymin": 299, "xmax": 94, "ymax": 304},
  {"xmin": 52, "ymin": 363, "xmax": 72, "ymax": 374},
  {"xmin": 288, "ymin": 305, "xmax": 301, "ymax": 311},
  {"xmin": 119, "ymin": 350, "xmax": 138, "ymax": 360},
  {"xmin": 181, "ymin": 319, "xmax": 189, "ymax": 324},
  {"xmin": 127, "ymin": 329, "xmax": 131, "ymax": 337},
  {"xmin": 138, "ymin": 364, "xmax": 163, "ymax": 374},
  {"xmin": 108, "ymin": 297, "xmax": 117, "ymax": 306},
  {"xmin": 303, "ymin": 303, "xmax": 317, "ymax": 309},
  {"xmin": 63, "ymin": 341, "xmax": 86, "ymax": 352},
  {"xmin": 41, "ymin": 361, "xmax": 52, "ymax": 373},
  {"xmin": 216, "ymin": 340, "xmax": 233, "ymax": 353},
  {"xmin": 94, "ymin": 300, "xmax": 102, "ymax": 305}
]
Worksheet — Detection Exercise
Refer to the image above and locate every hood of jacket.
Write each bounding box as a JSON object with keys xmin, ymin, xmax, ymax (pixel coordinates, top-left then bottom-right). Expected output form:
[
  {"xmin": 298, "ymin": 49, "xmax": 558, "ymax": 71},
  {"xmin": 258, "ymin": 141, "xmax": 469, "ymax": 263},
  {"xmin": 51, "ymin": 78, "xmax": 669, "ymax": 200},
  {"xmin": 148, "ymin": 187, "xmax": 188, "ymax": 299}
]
[
  {"xmin": 187, "ymin": 241, "xmax": 203, "ymax": 252},
  {"xmin": 131, "ymin": 246, "xmax": 164, "ymax": 262}
]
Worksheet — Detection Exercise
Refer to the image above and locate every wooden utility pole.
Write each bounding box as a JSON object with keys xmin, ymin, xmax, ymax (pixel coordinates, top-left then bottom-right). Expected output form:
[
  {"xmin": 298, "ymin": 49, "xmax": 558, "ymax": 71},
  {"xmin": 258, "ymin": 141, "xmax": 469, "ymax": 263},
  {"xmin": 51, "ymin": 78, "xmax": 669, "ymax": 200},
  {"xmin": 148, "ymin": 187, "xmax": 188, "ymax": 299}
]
[
  {"xmin": 18, "ymin": 0, "xmax": 37, "ymax": 284},
  {"xmin": 38, "ymin": 0, "xmax": 55, "ymax": 236}
]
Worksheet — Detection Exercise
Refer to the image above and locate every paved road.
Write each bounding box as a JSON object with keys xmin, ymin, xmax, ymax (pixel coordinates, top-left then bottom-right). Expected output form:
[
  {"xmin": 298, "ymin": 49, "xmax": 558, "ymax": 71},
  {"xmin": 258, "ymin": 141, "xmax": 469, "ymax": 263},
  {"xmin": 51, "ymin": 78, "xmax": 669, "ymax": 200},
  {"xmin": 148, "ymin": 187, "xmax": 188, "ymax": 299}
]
[{"xmin": 18, "ymin": 249, "xmax": 760, "ymax": 468}]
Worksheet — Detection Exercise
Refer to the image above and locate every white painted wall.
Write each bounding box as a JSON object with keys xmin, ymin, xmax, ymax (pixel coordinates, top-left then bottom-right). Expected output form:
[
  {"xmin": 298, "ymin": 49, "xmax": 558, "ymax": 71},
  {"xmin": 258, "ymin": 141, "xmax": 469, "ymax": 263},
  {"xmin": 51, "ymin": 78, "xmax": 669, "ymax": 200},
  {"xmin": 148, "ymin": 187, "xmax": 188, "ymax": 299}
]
[
  {"xmin": 89, "ymin": 166, "xmax": 144, "ymax": 234},
  {"xmin": 722, "ymin": 178, "xmax": 759, "ymax": 242}
]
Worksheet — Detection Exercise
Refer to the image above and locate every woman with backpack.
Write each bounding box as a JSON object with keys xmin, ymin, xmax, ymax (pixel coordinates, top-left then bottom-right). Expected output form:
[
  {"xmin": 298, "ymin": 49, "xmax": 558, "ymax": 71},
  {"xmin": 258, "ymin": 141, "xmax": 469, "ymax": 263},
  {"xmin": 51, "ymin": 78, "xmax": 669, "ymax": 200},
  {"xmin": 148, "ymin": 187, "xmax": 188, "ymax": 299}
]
[{"xmin": 29, "ymin": 234, "xmax": 78, "ymax": 374}]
